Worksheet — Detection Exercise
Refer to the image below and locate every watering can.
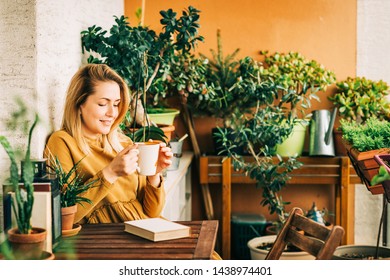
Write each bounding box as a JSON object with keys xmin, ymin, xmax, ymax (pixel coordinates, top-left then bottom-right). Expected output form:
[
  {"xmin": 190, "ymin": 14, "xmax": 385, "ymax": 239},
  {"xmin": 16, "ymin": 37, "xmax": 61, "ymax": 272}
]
[{"xmin": 309, "ymin": 108, "xmax": 338, "ymax": 156}]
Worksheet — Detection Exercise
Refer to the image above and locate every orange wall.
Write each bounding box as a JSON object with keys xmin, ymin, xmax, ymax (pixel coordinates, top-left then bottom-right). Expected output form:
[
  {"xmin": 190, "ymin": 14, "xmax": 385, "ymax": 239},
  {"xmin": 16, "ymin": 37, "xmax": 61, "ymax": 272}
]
[
  {"xmin": 124, "ymin": 0, "xmax": 357, "ymax": 152},
  {"xmin": 125, "ymin": 0, "xmax": 356, "ymax": 82},
  {"xmin": 124, "ymin": 0, "xmax": 356, "ymax": 223}
]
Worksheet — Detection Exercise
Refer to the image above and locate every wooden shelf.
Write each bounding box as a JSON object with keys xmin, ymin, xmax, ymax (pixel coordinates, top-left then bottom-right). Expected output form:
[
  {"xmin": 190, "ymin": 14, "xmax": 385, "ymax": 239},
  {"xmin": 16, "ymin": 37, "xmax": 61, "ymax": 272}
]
[{"xmin": 200, "ymin": 155, "xmax": 360, "ymax": 260}]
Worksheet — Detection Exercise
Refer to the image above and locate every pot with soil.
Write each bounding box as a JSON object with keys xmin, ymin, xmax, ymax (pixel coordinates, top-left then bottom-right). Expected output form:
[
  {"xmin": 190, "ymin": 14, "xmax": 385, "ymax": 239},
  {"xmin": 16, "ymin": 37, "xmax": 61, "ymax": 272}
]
[
  {"xmin": 247, "ymin": 235, "xmax": 315, "ymax": 260},
  {"xmin": 332, "ymin": 245, "xmax": 390, "ymax": 260}
]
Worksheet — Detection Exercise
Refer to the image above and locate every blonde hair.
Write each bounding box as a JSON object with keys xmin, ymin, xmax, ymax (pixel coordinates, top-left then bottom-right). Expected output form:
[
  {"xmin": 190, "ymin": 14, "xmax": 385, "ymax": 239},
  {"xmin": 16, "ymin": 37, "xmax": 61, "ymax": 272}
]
[{"xmin": 61, "ymin": 64, "xmax": 130, "ymax": 154}]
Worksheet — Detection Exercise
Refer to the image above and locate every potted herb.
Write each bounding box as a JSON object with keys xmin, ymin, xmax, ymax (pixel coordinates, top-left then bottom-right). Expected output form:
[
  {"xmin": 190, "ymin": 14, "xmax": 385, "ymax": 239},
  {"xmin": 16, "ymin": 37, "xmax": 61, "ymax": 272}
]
[
  {"xmin": 0, "ymin": 102, "xmax": 47, "ymax": 260},
  {"xmin": 81, "ymin": 6, "xmax": 204, "ymax": 142},
  {"xmin": 47, "ymin": 155, "xmax": 97, "ymax": 233},
  {"xmin": 260, "ymin": 51, "xmax": 336, "ymax": 156},
  {"xmin": 329, "ymin": 77, "xmax": 390, "ymax": 155},
  {"xmin": 340, "ymin": 116, "xmax": 390, "ymax": 195}
]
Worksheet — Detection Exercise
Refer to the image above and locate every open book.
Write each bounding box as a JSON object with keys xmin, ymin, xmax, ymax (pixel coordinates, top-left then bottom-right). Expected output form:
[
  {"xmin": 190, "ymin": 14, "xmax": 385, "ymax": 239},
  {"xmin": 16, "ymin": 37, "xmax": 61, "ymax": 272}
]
[{"xmin": 124, "ymin": 218, "xmax": 190, "ymax": 242}]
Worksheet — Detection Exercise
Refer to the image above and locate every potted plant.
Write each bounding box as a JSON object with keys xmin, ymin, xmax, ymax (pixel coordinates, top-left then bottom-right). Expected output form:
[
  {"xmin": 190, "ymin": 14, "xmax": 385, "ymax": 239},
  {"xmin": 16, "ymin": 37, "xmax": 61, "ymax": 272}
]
[
  {"xmin": 328, "ymin": 76, "xmax": 390, "ymax": 155},
  {"xmin": 329, "ymin": 164, "xmax": 390, "ymax": 260},
  {"xmin": 211, "ymin": 54, "xmax": 338, "ymax": 259},
  {"xmin": 0, "ymin": 103, "xmax": 47, "ymax": 260},
  {"xmin": 194, "ymin": 30, "xmax": 263, "ymax": 154},
  {"xmin": 214, "ymin": 56, "xmax": 302, "ymax": 227},
  {"xmin": 339, "ymin": 116, "xmax": 390, "ymax": 195},
  {"xmin": 247, "ymin": 203, "xmax": 331, "ymax": 260},
  {"xmin": 81, "ymin": 6, "xmax": 204, "ymax": 142},
  {"xmin": 259, "ymin": 51, "xmax": 336, "ymax": 156},
  {"xmin": 46, "ymin": 155, "xmax": 97, "ymax": 235},
  {"xmin": 329, "ymin": 77, "xmax": 390, "ymax": 123}
]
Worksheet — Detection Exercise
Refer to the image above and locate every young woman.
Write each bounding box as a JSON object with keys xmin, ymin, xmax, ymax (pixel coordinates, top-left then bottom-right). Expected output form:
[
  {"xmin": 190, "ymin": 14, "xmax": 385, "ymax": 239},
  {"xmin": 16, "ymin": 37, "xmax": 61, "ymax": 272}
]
[{"xmin": 45, "ymin": 64, "xmax": 172, "ymax": 224}]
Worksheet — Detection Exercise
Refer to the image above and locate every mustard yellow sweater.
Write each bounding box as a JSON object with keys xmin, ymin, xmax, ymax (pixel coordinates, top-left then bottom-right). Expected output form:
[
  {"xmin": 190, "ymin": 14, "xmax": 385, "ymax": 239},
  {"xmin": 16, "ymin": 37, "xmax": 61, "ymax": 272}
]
[{"xmin": 44, "ymin": 130, "xmax": 165, "ymax": 224}]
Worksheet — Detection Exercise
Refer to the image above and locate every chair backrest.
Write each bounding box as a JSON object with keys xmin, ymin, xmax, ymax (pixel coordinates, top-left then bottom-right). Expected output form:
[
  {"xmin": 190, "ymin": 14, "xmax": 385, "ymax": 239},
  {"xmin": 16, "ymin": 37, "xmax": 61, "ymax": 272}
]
[{"xmin": 265, "ymin": 207, "xmax": 345, "ymax": 260}]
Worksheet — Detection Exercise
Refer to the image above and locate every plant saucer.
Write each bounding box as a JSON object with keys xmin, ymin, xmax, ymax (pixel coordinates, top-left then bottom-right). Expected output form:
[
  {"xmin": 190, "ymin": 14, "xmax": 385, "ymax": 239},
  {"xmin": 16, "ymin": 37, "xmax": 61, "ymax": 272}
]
[
  {"xmin": 41, "ymin": 250, "xmax": 55, "ymax": 260},
  {"xmin": 62, "ymin": 224, "xmax": 82, "ymax": 237}
]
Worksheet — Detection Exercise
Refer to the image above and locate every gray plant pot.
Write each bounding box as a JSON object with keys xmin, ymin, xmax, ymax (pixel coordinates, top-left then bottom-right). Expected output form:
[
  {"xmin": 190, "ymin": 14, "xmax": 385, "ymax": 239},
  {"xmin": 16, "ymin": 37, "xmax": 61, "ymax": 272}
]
[{"xmin": 332, "ymin": 245, "xmax": 390, "ymax": 260}]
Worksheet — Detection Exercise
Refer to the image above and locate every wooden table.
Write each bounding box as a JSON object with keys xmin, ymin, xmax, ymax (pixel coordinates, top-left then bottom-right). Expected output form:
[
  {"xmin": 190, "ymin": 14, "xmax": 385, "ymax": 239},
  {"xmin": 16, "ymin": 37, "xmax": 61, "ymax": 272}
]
[
  {"xmin": 199, "ymin": 155, "xmax": 361, "ymax": 259},
  {"xmin": 54, "ymin": 220, "xmax": 218, "ymax": 260}
]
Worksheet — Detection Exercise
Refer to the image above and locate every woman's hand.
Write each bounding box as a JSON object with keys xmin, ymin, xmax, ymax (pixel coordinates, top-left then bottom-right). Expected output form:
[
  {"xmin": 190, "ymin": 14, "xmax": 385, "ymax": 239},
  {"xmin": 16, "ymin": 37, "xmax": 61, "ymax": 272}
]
[
  {"xmin": 147, "ymin": 141, "xmax": 173, "ymax": 187},
  {"xmin": 156, "ymin": 142, "xmax": 173, "ymax": 174},
  {"xmin": 102, "ymin": 144, "xmax": 139, "ymax": 183}
]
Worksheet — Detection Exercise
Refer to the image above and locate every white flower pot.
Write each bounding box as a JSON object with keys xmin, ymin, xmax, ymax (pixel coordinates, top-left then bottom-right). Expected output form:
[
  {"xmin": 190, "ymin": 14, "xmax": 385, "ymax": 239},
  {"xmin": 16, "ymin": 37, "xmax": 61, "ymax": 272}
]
[{"xmin": 247, "ymin": 235, "xmax": 315, "ymax": 260}]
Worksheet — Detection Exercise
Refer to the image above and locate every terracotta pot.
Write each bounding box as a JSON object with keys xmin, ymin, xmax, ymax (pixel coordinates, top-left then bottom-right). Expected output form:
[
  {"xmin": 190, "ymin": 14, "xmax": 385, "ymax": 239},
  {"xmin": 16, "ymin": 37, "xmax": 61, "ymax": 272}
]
[
  {"xmin": 159, "ymin": 124, "xmax": 175, "ymax": 142},
  {"xmin": 344, "ymin": 140, "xmax": 390, "ymax": 195},
  {"xmin": 7, "ymin": 227, "xmax": 47, "ymax": 260},
  {"xmin": 61, "ymin": 204, "xmax": 77, "ymax": 231},
  {"xmin": 333, "ymin": 129, "xmax": 347, "ymax": 156}
]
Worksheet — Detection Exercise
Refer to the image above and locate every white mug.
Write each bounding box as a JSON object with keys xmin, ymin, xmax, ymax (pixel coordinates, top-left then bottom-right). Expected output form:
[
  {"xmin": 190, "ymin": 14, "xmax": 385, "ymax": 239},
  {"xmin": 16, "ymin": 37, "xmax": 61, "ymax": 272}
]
[{"xmin": 136, "ymin": 141, "xmax": 160, "ymax": 176}]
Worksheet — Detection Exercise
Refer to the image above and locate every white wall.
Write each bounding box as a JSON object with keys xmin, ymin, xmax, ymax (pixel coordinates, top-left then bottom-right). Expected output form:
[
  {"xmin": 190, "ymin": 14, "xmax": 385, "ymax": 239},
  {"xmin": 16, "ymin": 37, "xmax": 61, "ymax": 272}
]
[
  {"xmin": 0, "ymin": 0, "xmax": 123, "ymax": 180},
  {"xmin": 355, "ymin": 0, "xmax": 390, "ymax": 245},
  {"xmin": 0, "ymin": 0, "xmax": 123, "ymax": 231}
]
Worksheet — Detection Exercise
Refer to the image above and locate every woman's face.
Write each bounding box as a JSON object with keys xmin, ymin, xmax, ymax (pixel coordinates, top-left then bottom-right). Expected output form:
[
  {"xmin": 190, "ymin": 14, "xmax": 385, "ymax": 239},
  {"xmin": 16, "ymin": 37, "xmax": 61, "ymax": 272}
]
[{"xmin": 80, "ymin": 81, "xmax": 121, "ymax": 138}]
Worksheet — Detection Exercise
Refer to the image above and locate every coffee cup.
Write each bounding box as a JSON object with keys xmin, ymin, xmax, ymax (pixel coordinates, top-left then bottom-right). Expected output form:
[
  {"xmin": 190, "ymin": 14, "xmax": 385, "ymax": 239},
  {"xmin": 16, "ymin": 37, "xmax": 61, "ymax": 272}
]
[{"xmin": 136, "ymin": 141, "xmax": 160, "ymax": 176}]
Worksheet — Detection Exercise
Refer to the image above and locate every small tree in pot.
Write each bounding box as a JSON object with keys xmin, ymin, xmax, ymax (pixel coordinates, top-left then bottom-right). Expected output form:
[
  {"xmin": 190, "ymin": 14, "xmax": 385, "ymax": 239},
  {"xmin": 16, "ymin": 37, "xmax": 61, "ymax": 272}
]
[
  {"xmin": 214, "ymin": 57, "xmax": 302, "ymax": 225},
  {"xmin": 81, "ymin": 6, "xmax": 204, "ymax": 142}
]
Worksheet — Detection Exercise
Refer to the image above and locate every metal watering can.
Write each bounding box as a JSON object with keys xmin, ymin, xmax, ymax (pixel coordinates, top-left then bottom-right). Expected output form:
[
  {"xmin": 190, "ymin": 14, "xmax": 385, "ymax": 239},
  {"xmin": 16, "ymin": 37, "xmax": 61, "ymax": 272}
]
[{"xmin": 309, "ymin": 108, "xmax": 338, "ymax": 156}]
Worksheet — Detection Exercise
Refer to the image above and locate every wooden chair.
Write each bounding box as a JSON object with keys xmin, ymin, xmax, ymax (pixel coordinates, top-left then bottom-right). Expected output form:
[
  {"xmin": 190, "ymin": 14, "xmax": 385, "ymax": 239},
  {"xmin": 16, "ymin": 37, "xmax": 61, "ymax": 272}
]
[{"xmin": 265, "ymin": 207, "xmax": 345, "ymax": 260}]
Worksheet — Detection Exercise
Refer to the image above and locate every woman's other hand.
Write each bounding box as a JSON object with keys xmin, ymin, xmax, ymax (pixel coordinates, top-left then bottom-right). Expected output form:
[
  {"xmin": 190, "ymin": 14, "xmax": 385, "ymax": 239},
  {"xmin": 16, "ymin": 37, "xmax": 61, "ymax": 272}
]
[
  {"xmin": 102, "ymin": 144, "xmax": 139, "ymax": 183},
  {"xmin": 155, "ymin": 141, "xmax": 173, "ymax": 174}
]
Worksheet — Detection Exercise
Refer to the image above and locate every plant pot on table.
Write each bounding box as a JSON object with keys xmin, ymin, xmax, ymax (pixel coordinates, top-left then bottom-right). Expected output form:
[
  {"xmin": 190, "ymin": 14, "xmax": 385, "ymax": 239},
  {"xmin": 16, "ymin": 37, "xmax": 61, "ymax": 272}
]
[
  {"xmin": 61, "ymin": 204, "xmax": 77, "ymax": 231},
  {"xmin": 7, "ymin": 227, "xmax": 47, "ymax": 260}
]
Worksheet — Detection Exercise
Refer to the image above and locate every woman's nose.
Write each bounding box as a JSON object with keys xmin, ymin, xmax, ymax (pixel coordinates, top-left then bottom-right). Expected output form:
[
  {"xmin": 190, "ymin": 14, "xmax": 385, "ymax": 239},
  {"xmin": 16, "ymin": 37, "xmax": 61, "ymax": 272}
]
[{"xmin": 106, "ymin": 105, "xmax": 115, "ymax": 116}]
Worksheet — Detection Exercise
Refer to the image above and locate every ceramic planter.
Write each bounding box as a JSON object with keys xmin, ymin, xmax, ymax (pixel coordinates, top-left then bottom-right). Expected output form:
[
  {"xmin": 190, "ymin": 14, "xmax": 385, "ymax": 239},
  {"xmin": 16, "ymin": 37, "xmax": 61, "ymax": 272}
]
[
  {"xmin": 333, "ymin": 245, "xmax": 390, "ymax": 260},
  {"xmin": 148, "ymin": 108, "xmax": 180, "ymax": 126},
  {"xmin": 7, "ymin": 227, "xmax": 47, "ymax": 260},
  {"xmin": 247, "ymin": 235, "xmax": 315, "ymax": 260},
  {"xmin": 276, "ymin": 122, "xmax": 308, "ymax": 157}
]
